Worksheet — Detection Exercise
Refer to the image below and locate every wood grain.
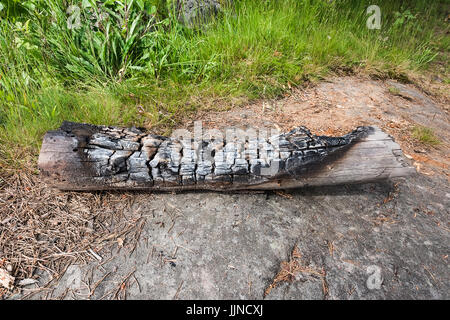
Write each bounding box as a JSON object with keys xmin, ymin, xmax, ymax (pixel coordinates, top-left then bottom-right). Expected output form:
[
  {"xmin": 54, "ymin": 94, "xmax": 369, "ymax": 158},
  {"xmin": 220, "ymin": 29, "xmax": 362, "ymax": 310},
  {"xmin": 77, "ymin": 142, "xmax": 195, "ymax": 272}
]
[{"xmin": 38, "ymin": 122, "xmax": 415, "ymax": 191}]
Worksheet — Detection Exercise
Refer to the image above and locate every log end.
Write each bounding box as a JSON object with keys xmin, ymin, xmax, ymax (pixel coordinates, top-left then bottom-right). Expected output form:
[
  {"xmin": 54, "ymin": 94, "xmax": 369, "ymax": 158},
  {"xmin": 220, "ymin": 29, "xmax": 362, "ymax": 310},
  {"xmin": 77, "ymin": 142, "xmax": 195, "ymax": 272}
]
[{"xmin": 38, "ymin": 128, "xmax": 92, "ymax": 189}]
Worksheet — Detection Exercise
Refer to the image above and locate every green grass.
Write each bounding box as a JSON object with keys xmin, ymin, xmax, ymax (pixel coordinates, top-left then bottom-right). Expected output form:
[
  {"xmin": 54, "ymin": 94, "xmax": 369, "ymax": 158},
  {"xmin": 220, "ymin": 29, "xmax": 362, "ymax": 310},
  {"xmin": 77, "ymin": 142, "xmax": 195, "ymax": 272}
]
[
  {"xmin": 411, "ymin": 126, "xmax": 441, "ymax": 145},
  {"xmin": 388, "ymin": 86, "xmax": 401, "ymax": 95},
  {"xmin": 0, "ymin": 0, "xmax": 448, "ymax": 168}
]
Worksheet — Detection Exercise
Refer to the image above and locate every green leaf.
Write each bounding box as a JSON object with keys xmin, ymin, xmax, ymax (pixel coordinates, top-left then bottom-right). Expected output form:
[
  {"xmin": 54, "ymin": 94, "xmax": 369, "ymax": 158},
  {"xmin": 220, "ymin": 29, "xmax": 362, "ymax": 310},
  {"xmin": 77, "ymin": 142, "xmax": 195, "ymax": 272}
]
[
  {"xmin": 82, "ymin": 0, "xmax": 93, "ymax": 9},
  {"xmin": 127, "ymin": 14, "xmax": 141, "ymax": 40},
  {"xmin": 148, "ymin": 5, "xmax": 157, "ymax": 15},
  {"xmin": 136, "ymin": 0, "xmax": 145, "ymax": 11},
  {"xmin": 22, "ymin": 1, "xmax": 36, "ymax": 12}
]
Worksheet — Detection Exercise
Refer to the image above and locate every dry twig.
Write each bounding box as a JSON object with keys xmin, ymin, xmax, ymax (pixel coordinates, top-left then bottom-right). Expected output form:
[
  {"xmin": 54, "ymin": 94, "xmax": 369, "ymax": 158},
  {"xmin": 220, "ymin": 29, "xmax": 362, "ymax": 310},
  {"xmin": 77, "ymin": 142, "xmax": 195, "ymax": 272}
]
[{"xmin": 0, "ymin": 168, "xmax": 144, "ymax": 297}]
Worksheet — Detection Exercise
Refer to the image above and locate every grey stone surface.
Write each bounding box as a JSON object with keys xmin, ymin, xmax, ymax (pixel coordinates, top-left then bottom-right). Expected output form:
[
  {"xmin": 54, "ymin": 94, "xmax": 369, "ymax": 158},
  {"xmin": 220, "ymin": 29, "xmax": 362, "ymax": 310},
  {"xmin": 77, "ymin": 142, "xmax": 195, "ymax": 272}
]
[
  {"xmin": 27, "ymin": 172, "xmax": 449, "ymax": 299},
  {"xmin": 176, "ymin": 0, "xmax": 223, "ymax": 26}
]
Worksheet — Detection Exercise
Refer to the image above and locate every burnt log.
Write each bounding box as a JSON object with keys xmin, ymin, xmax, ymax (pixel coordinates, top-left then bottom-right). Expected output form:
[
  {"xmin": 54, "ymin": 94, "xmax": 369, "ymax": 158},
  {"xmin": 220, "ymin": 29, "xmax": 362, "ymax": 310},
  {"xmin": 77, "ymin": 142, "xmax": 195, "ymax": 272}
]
[{"xmin": 38, "ymin": 121, "xmax": 415, "ymax": 191}]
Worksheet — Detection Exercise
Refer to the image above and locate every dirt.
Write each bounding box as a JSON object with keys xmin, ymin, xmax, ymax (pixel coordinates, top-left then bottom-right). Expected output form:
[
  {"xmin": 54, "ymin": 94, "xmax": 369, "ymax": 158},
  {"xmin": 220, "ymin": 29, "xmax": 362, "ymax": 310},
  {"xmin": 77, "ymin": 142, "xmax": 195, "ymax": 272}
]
[{"xmin": 2, "ymin": 76, "xmax": 449, "ymax": 300}]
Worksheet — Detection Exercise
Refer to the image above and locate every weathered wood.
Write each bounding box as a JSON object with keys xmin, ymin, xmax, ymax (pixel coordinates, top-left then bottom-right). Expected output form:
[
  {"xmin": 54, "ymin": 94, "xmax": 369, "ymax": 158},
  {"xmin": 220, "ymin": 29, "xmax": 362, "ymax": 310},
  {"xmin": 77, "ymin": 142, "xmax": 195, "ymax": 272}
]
[{"xmin": 38, "ymin": 121, "xmax": 415, "ymax": 191}]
